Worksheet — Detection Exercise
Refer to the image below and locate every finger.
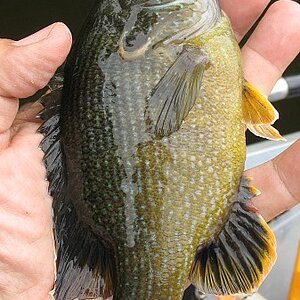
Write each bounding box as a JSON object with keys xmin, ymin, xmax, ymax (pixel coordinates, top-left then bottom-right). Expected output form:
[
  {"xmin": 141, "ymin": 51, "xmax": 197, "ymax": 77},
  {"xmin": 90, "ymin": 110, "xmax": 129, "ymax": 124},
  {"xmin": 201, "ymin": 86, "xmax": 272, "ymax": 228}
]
[
  {"xmin": 272, "ymin": 138, "xmax": 300, "ymax": 210},
  {"xmin": 9, "ymin": 102, "xmax": 44, "ymax": 141},
  {"xmin": 14, "ymin": 23, "xmax": 60, "ymax": 46},
  {"xmin": 242, "ymin": 0, "xmax": 300, "ymax": 95},
  {"xmin": 219, "ymin": 0, "xmax": 271, "ymax": 41},
  {"xmin": 0, "ymin": 23, "xmax": 72, "ymax": 135},
  {"xmin": 0, "ymin": 95, "xmax": 18, "ymax": 139},
  {"xmin": 245, "ymin": 139, "xmax": 300, "ymax": 222},
  {"xmin": 0, "ymin": 22, "xmax": 72, "ymax": 98}
]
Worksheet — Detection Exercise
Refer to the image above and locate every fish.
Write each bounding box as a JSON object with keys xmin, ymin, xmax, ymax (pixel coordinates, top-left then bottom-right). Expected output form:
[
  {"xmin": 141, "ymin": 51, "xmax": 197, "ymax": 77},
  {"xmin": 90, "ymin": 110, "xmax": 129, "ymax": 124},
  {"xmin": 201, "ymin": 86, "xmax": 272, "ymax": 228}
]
[{"xmin": 38, "ymin": 0, "xmax": 282, "ymax": 299}]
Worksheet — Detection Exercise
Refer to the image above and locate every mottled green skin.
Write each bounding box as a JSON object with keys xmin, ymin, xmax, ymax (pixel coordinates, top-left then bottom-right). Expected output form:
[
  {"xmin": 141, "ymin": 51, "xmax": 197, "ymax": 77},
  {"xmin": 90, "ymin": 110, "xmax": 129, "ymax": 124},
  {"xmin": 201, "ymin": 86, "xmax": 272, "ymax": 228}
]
[{"xmin": 60, "ymin": 1, "xmax": 245, "ymax": 299}]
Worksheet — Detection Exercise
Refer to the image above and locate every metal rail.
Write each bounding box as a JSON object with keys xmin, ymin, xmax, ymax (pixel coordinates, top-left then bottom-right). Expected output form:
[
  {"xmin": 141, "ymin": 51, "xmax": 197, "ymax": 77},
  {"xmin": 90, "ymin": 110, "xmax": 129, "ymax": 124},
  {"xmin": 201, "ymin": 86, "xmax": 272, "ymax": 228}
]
[{"xmin": 269, "ymin": 75, "xmax": 300, "ymax": 102}]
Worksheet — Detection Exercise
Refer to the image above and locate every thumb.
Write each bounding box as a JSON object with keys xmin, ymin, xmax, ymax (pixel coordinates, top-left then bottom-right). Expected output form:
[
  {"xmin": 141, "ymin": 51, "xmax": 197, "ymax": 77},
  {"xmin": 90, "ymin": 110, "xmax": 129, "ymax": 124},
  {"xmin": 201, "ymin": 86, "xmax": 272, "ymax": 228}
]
[{"xmin": 0, "ymin": 22, "xmax": 72, "ymax": 99}]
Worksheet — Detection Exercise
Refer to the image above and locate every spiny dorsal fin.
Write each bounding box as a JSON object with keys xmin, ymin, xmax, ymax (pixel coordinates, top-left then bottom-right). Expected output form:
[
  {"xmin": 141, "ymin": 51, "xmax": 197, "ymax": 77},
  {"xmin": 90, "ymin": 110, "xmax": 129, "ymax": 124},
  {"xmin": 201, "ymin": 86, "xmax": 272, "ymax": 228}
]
[
  {"xmin": 37, "ymin": 74, "xmax": 117, "ymax": 300},
  {"xmin": 189, "ymin": 176, "xmax": 276, "ymax": 296},
  {"xmin": 242, "ymin": 80, "xmax": 285, "ymax": 141},
  {"xmin": 38, "ymin": 74, "xmax": 64, "ymax": 197},
  {"xmin": 145, "ymin": 46, "xmax": 209, "ymax": 137}
]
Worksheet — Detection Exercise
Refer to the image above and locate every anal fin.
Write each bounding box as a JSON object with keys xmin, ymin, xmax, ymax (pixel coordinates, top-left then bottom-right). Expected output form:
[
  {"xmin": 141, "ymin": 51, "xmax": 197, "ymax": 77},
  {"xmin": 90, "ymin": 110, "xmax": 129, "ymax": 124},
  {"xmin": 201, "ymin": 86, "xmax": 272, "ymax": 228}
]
[
  {"xmin": 242, "ymin": 80, "xmax": 285, "ymax": 141},
  {"xmin": 189, "ymin": 176, "xmax": 276, "ymax": 296}
]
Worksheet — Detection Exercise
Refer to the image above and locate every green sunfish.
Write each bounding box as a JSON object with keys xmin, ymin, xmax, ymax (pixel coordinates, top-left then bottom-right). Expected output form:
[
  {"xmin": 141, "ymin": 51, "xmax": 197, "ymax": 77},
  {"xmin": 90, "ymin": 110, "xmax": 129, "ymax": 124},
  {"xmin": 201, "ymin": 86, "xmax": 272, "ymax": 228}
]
[{"xmin": 38, "ymin": 0, "xmax": 282, "ymax": 299}]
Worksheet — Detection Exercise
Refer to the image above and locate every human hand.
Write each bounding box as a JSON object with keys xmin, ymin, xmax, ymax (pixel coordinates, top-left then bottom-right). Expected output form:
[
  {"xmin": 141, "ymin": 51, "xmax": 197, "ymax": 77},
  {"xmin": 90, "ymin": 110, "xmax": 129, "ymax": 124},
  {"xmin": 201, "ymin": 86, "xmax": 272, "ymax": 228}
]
[
  {"xmin": 220, "ymin": 0, "xmax": 300, "ymax": 222},
  {"xmin": 0, "ymin": 23, "xmax": 71, "ymax": 300}
]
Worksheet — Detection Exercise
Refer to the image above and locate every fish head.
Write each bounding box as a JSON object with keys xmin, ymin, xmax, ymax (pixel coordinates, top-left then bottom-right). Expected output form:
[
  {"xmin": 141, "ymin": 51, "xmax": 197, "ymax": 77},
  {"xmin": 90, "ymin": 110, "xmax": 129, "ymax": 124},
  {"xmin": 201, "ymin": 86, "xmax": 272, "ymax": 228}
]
[{"xmin": 119, "ymin": 0, "xmax": 222, "ymax": 59}]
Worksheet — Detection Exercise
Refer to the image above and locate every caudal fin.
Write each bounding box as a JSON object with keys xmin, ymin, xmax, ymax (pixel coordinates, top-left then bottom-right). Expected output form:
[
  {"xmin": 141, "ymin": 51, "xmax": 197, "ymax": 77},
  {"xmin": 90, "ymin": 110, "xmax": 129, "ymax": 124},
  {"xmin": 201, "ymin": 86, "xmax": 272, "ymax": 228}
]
[
  {"xmin": 38, "ymin": 75, "xmax": 117, "ymax": 300},
  {"xmin": 189, "ymin": 177, "xmax": 276, "ymax": 296}
]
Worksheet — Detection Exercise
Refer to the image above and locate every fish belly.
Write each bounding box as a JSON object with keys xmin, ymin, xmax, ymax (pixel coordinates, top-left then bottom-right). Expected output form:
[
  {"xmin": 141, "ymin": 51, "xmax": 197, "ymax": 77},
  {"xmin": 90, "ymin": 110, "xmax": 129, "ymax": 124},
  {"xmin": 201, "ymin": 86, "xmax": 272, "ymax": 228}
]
[{"xmin": 91, "ymin": 31, "xmax": 245, "ymax": 299}]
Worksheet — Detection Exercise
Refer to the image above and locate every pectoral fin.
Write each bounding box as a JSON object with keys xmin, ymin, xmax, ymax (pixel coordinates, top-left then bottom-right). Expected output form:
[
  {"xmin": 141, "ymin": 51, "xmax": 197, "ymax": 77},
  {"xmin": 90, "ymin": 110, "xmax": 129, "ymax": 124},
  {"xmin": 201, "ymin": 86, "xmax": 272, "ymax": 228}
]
[
  {"xmin": 242, "ymin": 80, "xmax": 285, "ymax": 141},
  {"xmin": 145, "ymin": 47, "xmax": 209, "ymax": 137}
]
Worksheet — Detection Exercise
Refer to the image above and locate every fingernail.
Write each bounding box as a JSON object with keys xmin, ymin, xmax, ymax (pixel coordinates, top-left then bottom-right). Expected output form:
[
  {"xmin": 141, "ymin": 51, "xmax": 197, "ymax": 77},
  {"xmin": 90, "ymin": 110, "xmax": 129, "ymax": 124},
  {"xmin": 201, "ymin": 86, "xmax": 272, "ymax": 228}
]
[
  {"xmin": 13, "ymin": 24, "xmax": 55, "ymax": 46},
  {"xmin": 46, "ymin": 22, "xmax": 72, "ymax": 42},
  {"xmin": 13, "ymin": 22, "xmax": 71, "ymax": 46}
]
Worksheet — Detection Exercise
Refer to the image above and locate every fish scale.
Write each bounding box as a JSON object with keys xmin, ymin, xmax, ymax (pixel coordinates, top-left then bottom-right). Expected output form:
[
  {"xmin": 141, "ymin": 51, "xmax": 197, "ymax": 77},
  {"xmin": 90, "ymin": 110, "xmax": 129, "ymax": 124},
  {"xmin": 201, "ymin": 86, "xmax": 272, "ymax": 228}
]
[
  {"xmin": 39, "ymin": 1, "xmax": 278, "ymax": 299},
  {"xmin": 66, "ymin": 15, "xmax": 245, "ymax": 299}
]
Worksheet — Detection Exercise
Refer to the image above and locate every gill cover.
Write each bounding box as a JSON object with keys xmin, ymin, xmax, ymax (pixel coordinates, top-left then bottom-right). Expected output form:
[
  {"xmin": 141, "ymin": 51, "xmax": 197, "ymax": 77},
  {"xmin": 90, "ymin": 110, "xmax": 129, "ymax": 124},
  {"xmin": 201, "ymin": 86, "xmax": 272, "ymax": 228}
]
[{"xmin": 118, "ymin": 0, "xmax": 221, "ymax": 60}]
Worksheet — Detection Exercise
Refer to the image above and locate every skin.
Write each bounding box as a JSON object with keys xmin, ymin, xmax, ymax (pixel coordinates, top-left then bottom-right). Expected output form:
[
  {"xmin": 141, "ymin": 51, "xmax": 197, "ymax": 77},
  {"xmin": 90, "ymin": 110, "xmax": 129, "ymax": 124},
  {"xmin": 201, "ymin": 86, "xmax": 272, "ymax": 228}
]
[{"xmin": 0, "ymin": 1, "xmax": 299, "ymax": 299}]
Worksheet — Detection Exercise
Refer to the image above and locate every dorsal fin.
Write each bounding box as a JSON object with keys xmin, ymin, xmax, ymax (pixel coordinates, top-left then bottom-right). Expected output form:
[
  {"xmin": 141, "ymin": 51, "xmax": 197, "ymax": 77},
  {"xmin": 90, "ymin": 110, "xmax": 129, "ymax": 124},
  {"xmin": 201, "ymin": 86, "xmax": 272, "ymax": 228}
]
[{"xmin": 38, "ymin": 74, "xmax": 117, "ymax": 300}]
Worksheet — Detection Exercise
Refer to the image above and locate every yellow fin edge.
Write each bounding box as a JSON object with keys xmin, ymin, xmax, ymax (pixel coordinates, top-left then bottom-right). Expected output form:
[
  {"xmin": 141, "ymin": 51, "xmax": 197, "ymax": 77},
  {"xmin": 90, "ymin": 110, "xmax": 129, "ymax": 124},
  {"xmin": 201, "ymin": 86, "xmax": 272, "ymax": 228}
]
[
  {"xmin": 242, "ymin": 81, "xmax": 285, "ymax": 141},
  {"xmin": 189, "ymin": 177, "xmax": 277, "ymax": 296}
]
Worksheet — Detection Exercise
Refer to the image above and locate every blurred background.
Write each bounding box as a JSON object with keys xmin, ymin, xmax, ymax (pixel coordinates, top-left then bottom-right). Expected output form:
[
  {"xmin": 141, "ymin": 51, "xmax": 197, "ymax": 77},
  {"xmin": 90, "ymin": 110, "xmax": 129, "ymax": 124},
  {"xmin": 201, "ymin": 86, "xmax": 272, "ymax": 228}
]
[{"xmin": 0, "ymin": 1, "xmax": 299, "ymax": 300}]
